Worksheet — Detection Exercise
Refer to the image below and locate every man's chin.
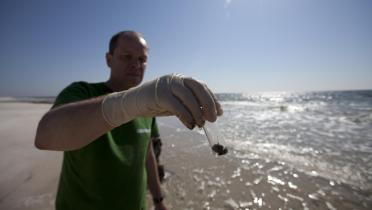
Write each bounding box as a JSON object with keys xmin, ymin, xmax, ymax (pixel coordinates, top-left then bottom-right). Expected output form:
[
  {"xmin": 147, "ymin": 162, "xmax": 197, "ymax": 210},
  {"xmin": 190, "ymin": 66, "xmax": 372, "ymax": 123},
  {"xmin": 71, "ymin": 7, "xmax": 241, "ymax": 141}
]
[{"xmin": 127, "ymin": 79, "xmax": 142, "ymax": 88}]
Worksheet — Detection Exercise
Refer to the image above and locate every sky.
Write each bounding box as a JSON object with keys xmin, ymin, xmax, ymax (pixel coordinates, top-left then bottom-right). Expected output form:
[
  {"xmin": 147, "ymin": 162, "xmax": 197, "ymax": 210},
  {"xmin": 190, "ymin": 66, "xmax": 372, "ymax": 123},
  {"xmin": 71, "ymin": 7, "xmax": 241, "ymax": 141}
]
[{"xmin": 0, "ymin": 0, "xmax": 371, "ymax": 96}]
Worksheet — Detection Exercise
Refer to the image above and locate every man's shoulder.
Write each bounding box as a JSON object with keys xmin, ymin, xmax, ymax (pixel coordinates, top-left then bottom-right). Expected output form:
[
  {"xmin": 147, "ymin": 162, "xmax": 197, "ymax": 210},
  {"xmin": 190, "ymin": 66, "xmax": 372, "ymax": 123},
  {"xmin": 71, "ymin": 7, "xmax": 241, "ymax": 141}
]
[
  {"xmin": 58, "ymin": 81, "xmax": 93, "ymax": 98},
  {"xmin": 62, "ymin": 81, "xmax": 107, "ymax": 93},
  {"xmin": 53, "ymin": 81, "xmax": 106, "ymax": 107},
  {"xmin": 66, "ymin": 81, "xmax": 97, "ymax": 89},
  {"xmin": 68, "ymin": 81, "xmax": 89, "ymax": 86}
]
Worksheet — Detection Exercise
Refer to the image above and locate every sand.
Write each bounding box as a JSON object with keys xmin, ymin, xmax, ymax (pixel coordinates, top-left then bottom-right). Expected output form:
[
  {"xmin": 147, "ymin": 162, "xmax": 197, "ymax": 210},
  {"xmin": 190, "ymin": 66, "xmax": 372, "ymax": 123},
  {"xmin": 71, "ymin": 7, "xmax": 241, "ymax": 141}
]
[
  {"xmin": 1, "ymin": 102, "xmax": 371, "ymax": 210},
  {"xmin": 0, "ymin": 102, "xmax": 61, "ymax": 210}
]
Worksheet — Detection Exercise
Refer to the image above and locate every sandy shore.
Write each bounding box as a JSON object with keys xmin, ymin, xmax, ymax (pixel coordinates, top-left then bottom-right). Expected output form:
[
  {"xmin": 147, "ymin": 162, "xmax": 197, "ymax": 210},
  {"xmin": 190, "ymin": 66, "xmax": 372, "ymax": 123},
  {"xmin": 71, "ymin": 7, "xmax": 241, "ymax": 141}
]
[
  {"xmin": 0, "ymin": 102, "xmax": 61, "ymax": 210},
  {"xmin": 0, "ymin": 102, "xmax": 371, "ymax": 210}
]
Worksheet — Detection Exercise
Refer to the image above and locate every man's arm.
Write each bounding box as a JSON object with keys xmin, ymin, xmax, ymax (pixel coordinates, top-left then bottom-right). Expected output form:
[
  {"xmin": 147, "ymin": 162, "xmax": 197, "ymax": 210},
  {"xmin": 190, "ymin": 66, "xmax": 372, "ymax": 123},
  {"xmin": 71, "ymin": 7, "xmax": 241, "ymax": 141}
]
[
  {"xmin": 146, "ymin": 139, "xmax": 167, "ymax": 210},
  {"xmin": 35, "ymin": 96, "xmax": 113, "ymax": 151},
  {"xmin": 35, "ymin": 74, "xmax": 223, "ymax": 152}
]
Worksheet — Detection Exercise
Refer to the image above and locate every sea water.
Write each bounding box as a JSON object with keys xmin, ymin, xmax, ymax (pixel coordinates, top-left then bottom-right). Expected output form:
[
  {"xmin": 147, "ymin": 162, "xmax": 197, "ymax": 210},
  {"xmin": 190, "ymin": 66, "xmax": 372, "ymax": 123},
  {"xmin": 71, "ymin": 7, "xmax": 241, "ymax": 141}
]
[{"xmin": 215, "ymin": 90, "xmax": 372, "ymax": 190}]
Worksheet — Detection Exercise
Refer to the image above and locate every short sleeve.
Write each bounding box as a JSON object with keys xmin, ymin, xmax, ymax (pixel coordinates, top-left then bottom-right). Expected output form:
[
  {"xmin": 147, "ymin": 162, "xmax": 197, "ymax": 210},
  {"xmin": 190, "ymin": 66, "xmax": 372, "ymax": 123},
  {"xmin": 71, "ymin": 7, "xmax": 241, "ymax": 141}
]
[
  {"xmin": 151, "ymin": 118, "xmax": 160, "ymax": 138},
  {"xmin": 52, "ymin": 82, "xmax": 91, "ymax": 109}
]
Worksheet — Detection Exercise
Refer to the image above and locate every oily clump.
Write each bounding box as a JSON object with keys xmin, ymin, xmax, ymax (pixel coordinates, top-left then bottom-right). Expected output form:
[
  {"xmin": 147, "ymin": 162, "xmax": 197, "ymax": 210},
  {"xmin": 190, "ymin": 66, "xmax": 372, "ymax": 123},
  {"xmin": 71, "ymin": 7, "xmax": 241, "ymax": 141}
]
[{"xmin": 211, "ymin": 143, "xmax": 228, "ymax": 155}]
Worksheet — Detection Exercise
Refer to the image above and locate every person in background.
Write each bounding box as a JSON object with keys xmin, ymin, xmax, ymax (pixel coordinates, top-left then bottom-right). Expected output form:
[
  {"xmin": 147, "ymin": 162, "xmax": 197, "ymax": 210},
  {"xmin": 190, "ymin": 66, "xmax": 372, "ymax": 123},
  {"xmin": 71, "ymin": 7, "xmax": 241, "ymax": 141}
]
[{"xmin": 34, "ymin": 30, "xmax": 223, "ymax": 210}]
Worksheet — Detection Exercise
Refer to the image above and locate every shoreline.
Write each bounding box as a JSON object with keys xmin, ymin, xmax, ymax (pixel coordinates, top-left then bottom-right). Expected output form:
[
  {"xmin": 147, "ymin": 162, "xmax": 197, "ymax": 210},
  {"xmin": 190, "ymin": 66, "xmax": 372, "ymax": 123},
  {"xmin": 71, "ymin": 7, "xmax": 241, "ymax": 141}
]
[
  {"xmin": 154, "ymin": 118, "xmax": 372, "ymax": 209},
  {"xmin": 0, "ymin": 102, "xmax": 371, "ymax": 209}
]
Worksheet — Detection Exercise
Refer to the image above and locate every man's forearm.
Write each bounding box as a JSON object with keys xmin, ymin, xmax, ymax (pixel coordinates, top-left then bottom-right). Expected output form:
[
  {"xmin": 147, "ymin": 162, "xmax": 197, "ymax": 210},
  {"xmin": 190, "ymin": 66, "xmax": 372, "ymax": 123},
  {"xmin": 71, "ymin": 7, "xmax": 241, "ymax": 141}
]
[{"xmin": 34, "ymin": 96, "xmax": 113, "ymax": 151}]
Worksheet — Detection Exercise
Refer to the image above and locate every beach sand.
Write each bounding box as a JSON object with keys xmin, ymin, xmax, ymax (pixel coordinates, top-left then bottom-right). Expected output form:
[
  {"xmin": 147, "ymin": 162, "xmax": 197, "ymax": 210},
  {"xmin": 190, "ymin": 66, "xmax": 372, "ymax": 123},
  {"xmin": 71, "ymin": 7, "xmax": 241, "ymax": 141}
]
[
  {"xmin": 1, "ymin": 102, "xmax": 371, "ymax": 210},
  {"xmin": 0, "ymin": 102, "xmax": 61, "ymax": 210}
]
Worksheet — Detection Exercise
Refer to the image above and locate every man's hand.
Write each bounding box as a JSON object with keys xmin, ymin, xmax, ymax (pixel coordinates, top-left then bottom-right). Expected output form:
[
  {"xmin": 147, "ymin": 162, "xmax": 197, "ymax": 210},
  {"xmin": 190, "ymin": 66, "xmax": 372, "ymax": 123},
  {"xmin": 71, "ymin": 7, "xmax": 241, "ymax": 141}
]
[{"xmin": 102, "ymin": 74, "xmax": 223, "ymax": 129}]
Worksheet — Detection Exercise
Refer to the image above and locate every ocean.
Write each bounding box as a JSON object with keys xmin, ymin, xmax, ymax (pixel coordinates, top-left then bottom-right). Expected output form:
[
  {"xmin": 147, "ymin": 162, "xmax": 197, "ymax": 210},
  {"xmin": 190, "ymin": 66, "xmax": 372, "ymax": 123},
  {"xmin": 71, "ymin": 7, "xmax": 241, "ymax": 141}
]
[
  {"xmin": 154, "ymin": 90, "xmax": 372, "ymax": 209},
  {"xmin": 216, "ymin": 90, "xmax": 372, "ymax": 190}
]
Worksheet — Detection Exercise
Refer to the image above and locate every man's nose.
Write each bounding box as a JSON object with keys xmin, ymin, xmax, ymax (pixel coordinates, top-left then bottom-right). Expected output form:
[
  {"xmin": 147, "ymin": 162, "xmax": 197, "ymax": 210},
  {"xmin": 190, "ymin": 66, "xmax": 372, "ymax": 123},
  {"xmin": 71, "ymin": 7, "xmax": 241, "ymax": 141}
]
[{"xmin": 130, "ymin": 60, "xmax": 141, "ymax": 69}]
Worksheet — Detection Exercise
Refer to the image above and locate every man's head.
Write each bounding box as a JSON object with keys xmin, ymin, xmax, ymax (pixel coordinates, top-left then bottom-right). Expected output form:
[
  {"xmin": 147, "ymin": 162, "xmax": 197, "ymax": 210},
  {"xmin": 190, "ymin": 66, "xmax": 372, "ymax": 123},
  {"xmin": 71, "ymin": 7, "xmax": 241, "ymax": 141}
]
[{"xmin": 106, "ymin": 31, "xmax": 148, "ymax": 91}]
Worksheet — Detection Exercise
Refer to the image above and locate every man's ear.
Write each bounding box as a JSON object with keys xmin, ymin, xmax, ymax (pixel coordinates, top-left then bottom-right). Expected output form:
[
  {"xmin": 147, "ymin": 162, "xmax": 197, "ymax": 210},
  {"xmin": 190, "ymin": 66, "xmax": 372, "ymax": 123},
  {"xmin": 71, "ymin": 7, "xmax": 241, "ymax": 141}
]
[{"xmin": 106, "ymin": 52, "xmax": 112, "ymax": 68}]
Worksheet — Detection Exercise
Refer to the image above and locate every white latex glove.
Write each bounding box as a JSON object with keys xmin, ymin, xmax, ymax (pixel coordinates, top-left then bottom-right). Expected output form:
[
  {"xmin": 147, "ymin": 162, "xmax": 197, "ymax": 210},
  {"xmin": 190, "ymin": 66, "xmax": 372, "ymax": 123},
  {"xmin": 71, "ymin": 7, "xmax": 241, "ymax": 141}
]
[{"xmin": 102, "ymin": 74, "xmax": 223, "ymax": 129}]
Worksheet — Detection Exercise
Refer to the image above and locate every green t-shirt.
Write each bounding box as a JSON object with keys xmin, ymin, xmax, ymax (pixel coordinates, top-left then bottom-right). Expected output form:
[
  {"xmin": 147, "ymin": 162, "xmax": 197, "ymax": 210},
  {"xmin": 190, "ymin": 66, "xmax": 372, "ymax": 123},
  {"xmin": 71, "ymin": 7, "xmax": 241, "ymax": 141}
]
[{"xmin": 53, "ymin": 81, "xmax": 159, "ymax": 210}]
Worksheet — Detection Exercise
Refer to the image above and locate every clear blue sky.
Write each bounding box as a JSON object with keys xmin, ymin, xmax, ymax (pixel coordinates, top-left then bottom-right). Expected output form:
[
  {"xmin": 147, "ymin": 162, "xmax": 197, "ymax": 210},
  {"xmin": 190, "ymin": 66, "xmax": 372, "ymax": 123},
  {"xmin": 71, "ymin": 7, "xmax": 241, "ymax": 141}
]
[{"xmin": 0, "ymin": 0, "xmax": 371, "ymax": 96}]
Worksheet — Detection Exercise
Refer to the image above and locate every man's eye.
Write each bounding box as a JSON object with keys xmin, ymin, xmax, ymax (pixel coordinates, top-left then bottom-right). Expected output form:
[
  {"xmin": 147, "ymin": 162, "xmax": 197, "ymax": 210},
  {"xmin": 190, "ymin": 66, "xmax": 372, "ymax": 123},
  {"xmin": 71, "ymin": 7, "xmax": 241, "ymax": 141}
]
[{"xmin": 120, "ymin": 55, "xmax": 132, "ymax": 60}]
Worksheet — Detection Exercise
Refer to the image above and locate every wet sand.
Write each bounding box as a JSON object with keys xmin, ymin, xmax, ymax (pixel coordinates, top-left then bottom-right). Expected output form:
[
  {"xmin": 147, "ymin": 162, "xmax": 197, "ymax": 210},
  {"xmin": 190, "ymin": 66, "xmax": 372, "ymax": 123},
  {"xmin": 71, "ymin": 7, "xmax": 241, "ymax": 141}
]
[
  {"xmin": 0, "ymin": 102, "xmax": 371, "ymax": 210},
  {"xmin": 0, "ymin": 102, "xmax": 61, "ymax": 210}
]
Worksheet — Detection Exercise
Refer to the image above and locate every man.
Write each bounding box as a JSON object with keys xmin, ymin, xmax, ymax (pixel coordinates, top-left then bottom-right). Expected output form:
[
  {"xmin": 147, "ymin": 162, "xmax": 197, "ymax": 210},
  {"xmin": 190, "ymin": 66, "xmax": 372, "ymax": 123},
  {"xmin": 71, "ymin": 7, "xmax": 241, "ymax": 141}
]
[{"xmin": 34, "ymin": 31, "xmax": 222, "ymax": 210}]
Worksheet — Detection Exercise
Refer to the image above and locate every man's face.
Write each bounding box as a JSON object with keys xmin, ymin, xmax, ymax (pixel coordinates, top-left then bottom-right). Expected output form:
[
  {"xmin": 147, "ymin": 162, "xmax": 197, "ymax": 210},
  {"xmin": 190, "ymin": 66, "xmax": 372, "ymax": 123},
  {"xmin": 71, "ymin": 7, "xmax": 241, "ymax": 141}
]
[{"xmin": 106, "ymin": 36, "xmax": 148, "ymax": 90}]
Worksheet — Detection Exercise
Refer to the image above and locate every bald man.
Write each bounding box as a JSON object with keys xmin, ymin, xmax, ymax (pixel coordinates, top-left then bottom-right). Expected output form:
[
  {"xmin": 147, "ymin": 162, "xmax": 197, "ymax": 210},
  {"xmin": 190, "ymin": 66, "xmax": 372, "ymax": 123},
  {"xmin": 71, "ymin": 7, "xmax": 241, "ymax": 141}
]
[{"xmin": 35, "ymin": 31, "xmax": 222, "ymax": 210}]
